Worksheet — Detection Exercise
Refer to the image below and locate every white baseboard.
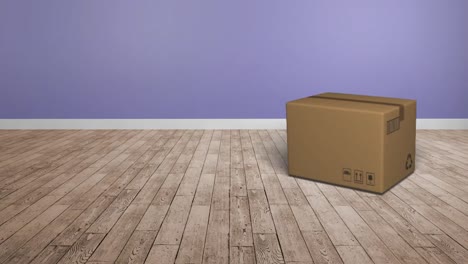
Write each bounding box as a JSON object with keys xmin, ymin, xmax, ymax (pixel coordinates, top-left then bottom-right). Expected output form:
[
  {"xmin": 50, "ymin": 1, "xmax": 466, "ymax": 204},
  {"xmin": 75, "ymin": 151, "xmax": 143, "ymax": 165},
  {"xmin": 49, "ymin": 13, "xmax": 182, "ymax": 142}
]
[
  {"xmin": 0, "ymin": 119, "xmax": 467, "ymax": 130},
  {"xmin": 0, "ymin": 119, "xmax": 286, "ymax": 129},
  {"xmin": 416, "ymin": 119, "xmax": 468, "ymax": 129}
]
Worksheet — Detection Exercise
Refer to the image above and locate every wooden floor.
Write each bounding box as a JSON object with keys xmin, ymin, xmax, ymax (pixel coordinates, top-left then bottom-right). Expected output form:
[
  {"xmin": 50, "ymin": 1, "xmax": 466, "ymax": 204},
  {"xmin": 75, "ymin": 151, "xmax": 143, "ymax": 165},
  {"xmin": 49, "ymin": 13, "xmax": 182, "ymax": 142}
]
[{"xmin": 0, "ymin": 130, "xmax": 467, "ymax": 264}]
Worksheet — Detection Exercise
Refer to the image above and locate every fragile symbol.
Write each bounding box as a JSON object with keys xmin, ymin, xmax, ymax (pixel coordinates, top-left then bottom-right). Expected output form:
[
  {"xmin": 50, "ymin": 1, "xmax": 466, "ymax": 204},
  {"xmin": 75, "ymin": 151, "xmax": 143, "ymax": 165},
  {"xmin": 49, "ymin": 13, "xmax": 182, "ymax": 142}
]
[
  {"xmin": 343, "ymin": 168, "xmax": 352, "ymax": 182},
  {"xmin": 405, "ymin": 154, "xmax": 413, "ymax": 170},
  {"xmin": 366, "ymin": 172, "xmax": 375, "ymax": 186}
]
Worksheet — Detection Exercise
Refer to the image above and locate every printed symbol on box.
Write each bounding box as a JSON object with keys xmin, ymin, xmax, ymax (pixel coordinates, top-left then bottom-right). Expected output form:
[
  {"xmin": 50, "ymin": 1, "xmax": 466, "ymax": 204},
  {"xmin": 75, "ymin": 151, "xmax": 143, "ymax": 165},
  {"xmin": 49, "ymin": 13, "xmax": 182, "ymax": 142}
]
[
  {"xmin": 343, "ymin": 168, "xmax": 352, "ymax": 182},
  {"xmin": 366, "ymin": 172, "xmax": 375, "ymax": 186},
  {"xmin": 354, "ymin": 170, "xmax": 363, "ymax": 184},
  {"xmin": 405, "ymin": 154, "xmax": 413, "ymax": 170}
]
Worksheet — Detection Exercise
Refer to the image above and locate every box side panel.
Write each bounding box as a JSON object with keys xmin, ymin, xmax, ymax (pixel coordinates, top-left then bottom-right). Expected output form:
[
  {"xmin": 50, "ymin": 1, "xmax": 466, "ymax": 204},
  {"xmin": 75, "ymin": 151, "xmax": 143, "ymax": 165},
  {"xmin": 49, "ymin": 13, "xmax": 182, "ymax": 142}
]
[
  {"xmin": 383, "ymin": 101, "xmax": 417, "ymax": 190},
  {"xmin": 287, "ymin": 102, "xmax": 385, "ymax": 192}
]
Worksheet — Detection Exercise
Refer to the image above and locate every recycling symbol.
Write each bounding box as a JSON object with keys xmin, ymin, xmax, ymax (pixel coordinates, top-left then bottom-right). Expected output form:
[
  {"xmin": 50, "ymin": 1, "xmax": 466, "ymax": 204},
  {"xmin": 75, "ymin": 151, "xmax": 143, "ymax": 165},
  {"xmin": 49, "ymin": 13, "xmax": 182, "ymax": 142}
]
[{"xmin": 405, "ymin": 153, "xmax": 413, "ymax": 170}]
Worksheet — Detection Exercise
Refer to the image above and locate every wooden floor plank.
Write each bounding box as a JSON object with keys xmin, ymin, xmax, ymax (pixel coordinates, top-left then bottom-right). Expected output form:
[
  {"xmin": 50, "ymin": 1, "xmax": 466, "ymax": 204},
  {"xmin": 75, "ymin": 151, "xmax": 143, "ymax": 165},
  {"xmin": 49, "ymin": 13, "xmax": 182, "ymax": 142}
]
[
  {"xmin": 0, "ymin": 130, "xmax": 106, "ymax": 190},
  {"xmin": 125, "ymin": 130, "xmax": 185, "ymax": 190},
  {"xmin": 407, "ymin": 176, "xmax": 468, "ymax": 217},
  {"xmin": 305, "ymin": 191, "xmax": 358, "ymax": 247},
  {"xmin": 248, "ymin": 189, "xmax": 276, "ymax": 234},
  {"xmin": 360, "ymin": 195, "xmax": 434, "ymax": 248},
  {"xmin": 0, "ymin": 204, "xmax": 69, "ymax": 263},
  {"xmin": 253, "ymin": 233, "xmax": 285, "ymax": 264},
  {"xmin": 1, "ymin": 131, "xmax": 139, "ymax": 219},
  {"xmin": 0, "ymin": 131, "xmax": 121, "ymax": 200},
  {"xmin": 230, "ymin": 246, "xmax": 256, "ymax": 264},
  {"xmin": 267, "ymin": 130, "xmax": 288, "ymax": 163},
  {"xmin": 47, "ymin": 131, "xmax": 150, "ymax": 199},
  {"xmin": 131, "ymin": 130, "xmax": 196, "ymax": 204},
  {"xmin": 54, "ymin": 132, "xmax": 153, "ymax": 206},
  {"xmin": 302, "ymin": 231, "xmax": 342, "ymax": 264},
  {"xmin": 0, "ymin": 130, "xmax": 126, "ymax": 205},
  {"xmin": 30, "ymin": 245, "xmax": 70, "ymax": 264},
  {"xmin": 261, "ymin": 173, "xmax": 288, "ymax": 205},
  {"xmin": 401, "ymin": 181, "xmax": 468, "ymax": 231},
  {"xmin": 356, "ymin": 209, "xmax": 426, "ymax": 263},
  {"xmin": 0, "ymin": 195, "xmax": 62, "ymax": 244},
  {"xmin": 4, "ymin": 208, "xmax": 82, "ymax": 264},
  {"xmin": 88, "ymin": 203, "xmax": 148, "ymax": 262},
  {"xmin": 427, "ymin": 234, "xmax": 468, "ymax": 264},
  {"xmin": 391, "ymin": 185, "xmax": 468, "ymax": 249},
  {"xmin": 381, "ymin": 191, "xmax": 443, "ymax": 235},
  {"xmin": 0, "ymin": 129, "xmax": 467, "ymax": 263},
  {"xmin": 231, "ymin": 168, "xmax": 248, "ymax": 197},
  {"xmin": 175, "ymin": 205, "xmax": 210, "ymax": 263},
  {"xmin": 136, "ymin": 204, "xmax": 169, "ymax": 232},
  {"xmin": 51, "ymin": 195, "xmax": 115, "ymax": 246},
  {"xmin": 85, "ymin": 189, "xmax": 139, "ymax": 234},
  {"xmin": 336, "ymin": 245, "xmax": 373, "ymax": 264},
  {"xmin": 56, "ymin": 233, "xmax": 106, "ymax": 264},
  {"xmin": 63, "ymin": 131, "xmax": 165, "ymax": 210},
  {"xmin": 115, "ymin": 230, "xmax": 156, "ymax": 264},
  {"xmin": 0, "ymin": 130, "xmax": 61, "ymax": 155},
  {"xmin": 249, "ymin": 130, "xmax": 275, "ymax": 175},
  {"xmin": 145, "ymin": 245, "xmax": 179, "ymax": 264},
  {"xmin": 334, "ymin": 205, "xmax": 400, "ymax": 263},
  {"xmin": 211, "ymin": 176, "xmax": 230, "ymax": 211},
  {"xmin": 415, "ymin": 247, "xmax": 456, "ymax": 264},
  {"xmin": 269, "ymin": 204, "xmax": 312, "ymax": 262},
  {"xmin": 192, "ymin": 173, "xmax": 215, "ymax": 206},
  {"xmin": 258, "ymin": 130, "xmax": 295, "ymax": 188},
  {"xmin": 240, "ymin": 130, "xmax": 263, "ymax": 190},
  {"xmin": 230, "ymin": 196, "xmax": 254, "ymax": 247},
  {"xmin": 0, "ymin": 130, "xmax": 76, "ymax": 171},
  {"xmin": 216, "ymin": 130, "xmax": 231, "ymax": 177},
  {"xmin": 203, "ymin": 129, "xmax": 231, "ymax": 261},
  {"xmin": 277, "ymin": 130, "xmax": 288, "ymax": 143},
  {"xmin": 203, "ymin": 209, "xmax": 229, "ymax": 264},
  {"xmin": 230, "ymin": 130, "xmax": 243, "ymax": 170},
  {"xmin": 176, "ymin": 130, "xmax": 213, "ymax": 196},
  {"xmin": 154, "ymin": 195, "xmax": 193, "ymax": 245},
  {"xmin": 283, "ymin": 188, "xmax": 322, "ymax": 232},
  {"xmin": 151, "ymin": 173, "xmax": 185, "ymax": 205}
]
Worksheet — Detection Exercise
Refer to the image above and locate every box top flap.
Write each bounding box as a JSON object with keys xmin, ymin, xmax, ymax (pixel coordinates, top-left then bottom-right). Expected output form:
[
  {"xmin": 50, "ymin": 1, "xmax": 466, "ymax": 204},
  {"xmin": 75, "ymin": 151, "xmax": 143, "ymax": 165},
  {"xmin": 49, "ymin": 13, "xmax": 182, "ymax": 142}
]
[{"xmin": 288, "ymin": 92, "xmax": 416, "ymax": 121}]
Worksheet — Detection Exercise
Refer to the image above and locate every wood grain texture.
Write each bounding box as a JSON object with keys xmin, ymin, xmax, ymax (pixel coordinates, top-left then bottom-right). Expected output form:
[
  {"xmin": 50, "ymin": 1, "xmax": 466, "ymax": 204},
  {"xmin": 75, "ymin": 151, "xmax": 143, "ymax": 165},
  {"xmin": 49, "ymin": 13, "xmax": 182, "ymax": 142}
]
[
  {"xmin": 0, "ymin": 204, "xmax": 69, "ymax": 263},
  {"xmin": 5, "ymin": 208, "xmax": 82, "ymax": 264},
  {"xmin": 269, "ymin": 204, "xmax": 312, "ymax": 262},
  {"xmin": 145, "ymin": 244, "xmax": 179, "ymax": 264},
  {"xmin": 57, "ymin": 233, "xmax": 105, "ymax": 264},
  {"xmin": 203, "ymin": 209, "xmax": 229, "ymax": 264},
  {"xmin": 0, "ymin": 129, "xmax": 467, "ymax": 264},
  {"xmin": 336, "ymin": 245, "xmax": 373, "ymax": 264},
  {"xmin": 230, "ymin": 196, "xmax": 254, "ymax": 247},
  {"xmin": 175, "ymin": 205, "xmax": 210, "ymax": 263},
  {"xmin": 154, "ymin": 195, "xmax": 193, "ymax": 245},
  {"xmin": 253, "ymin": 233, "xmax": 284, "ymax": 264},
  {"xmin": 115, "ymin": 230, "xmax": 156, "ymax": 264},
  {"xmin": 30, "ymin": 245, "xmax": 70, "ymax": 264},
  {"xmin": 230, "ymin": 246, "xmax": 256, "ymax": 264},
  {"xmin": 248, "ymin": 189, "xmax": 276, "ymax": 234},
  {"xmin": 88, "ymin": 203, "xmax": 148, "ymax": 262},
  {"xmin": 334, "ymin": 206, "xmax": 400, "ymax": 263},
  {"xmin": 302, "ymin": 231, "xmax": 342, "ymax": 264}
]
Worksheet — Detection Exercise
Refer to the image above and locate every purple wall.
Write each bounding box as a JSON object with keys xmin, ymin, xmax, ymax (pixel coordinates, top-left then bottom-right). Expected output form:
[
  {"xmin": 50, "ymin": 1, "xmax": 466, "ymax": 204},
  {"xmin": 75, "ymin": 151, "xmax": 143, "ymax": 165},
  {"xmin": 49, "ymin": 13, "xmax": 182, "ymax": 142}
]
[{"xmin": 1, "ymin": 1, "xmax": 467, "ymax": 118}]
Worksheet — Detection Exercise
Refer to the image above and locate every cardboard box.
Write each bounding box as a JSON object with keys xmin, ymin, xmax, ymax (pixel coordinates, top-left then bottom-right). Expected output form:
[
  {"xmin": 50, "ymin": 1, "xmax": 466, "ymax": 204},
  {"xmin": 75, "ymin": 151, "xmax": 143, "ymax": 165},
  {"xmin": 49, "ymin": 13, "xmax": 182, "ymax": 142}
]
[{"xmin": 286, "ymin": 92, "xmax": 416, "ymax": 193}]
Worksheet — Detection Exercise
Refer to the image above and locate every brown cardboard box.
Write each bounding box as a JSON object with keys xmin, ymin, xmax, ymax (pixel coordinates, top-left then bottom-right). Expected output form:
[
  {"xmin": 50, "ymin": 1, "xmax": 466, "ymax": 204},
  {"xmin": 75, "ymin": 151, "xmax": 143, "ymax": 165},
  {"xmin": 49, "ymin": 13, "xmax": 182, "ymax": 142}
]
[{"xmin": 286, "ymin": 92, "xmax": 416, "ymax": 193}]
